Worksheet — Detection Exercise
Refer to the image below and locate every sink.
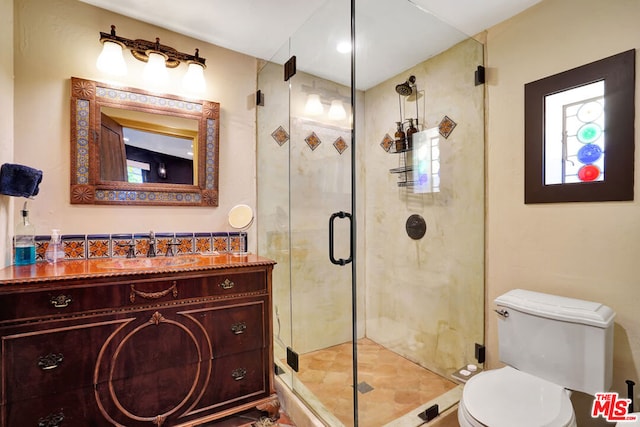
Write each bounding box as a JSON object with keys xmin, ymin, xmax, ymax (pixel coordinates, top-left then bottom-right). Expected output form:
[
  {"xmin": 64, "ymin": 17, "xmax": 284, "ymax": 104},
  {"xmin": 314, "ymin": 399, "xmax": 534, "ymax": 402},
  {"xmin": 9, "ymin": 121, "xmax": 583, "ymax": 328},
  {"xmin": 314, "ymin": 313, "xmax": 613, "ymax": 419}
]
[{"xmin": 96, "ymin": 256, "xmax": 200, "ymax": 270}]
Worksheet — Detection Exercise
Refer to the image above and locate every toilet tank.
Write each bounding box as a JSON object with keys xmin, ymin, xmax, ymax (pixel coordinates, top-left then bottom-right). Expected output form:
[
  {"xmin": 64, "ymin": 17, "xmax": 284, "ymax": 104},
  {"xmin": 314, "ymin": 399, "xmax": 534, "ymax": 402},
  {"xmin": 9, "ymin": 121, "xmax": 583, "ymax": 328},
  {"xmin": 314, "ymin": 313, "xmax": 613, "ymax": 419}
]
[{"xmin": 495, "ymin": 289, "xmax": 615, "ymax": 396}]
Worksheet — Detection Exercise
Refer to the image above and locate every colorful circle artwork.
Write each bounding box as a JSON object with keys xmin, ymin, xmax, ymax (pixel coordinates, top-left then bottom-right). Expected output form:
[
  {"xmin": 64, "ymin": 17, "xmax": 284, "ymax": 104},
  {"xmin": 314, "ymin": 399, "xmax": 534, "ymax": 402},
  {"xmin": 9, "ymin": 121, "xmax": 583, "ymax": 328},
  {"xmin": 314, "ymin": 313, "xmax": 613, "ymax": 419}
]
[
  {"xmin": 577, "ymin": 101, "xmax": 603, "ymax": 123},
  {"xmin": 577, "ymin": 123, "xmax": 602, "ymax": 144},
  {"xmin": 577, "ymin": 144, "xmax": 603, "ymax": 164},
  {"xmin": 578, "ymin": 164, "xmax": 601, "ymax": 182}
]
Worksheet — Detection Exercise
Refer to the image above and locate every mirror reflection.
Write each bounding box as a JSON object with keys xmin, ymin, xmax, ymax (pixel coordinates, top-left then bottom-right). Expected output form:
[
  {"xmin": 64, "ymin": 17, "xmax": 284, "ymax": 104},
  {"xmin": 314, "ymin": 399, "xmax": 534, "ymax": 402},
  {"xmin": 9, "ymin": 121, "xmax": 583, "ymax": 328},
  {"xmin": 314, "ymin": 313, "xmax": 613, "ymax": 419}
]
[{"xmin": 100, "ymin": 107, "xmax": 197, "ymax": 185}]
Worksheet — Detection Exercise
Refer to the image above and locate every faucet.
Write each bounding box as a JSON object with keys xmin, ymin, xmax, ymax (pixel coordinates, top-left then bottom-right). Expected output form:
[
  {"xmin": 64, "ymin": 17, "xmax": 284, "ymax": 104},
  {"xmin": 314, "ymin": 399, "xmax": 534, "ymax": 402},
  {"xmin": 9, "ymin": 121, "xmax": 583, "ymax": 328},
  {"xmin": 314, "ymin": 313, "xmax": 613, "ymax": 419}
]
[
  {"xmin": 119, "ymin": 240, "xmax": 136, "ymax": 258},
  {"xmin": 165, "ymin": 240, "xmax": 179, "ymax": 257},
  {"xmin": 147, "ymin": 231, "xmax": 156, "ymax": 257}
]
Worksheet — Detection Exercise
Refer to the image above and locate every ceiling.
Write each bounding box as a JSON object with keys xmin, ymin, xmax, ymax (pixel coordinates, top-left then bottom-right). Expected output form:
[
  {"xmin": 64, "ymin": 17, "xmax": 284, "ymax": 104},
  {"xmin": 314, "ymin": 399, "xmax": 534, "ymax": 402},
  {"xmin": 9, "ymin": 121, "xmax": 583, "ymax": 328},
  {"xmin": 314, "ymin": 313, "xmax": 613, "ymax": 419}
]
[{"xmin": 79, "ymin": 0, "xmax": 542, "ymax": 90}]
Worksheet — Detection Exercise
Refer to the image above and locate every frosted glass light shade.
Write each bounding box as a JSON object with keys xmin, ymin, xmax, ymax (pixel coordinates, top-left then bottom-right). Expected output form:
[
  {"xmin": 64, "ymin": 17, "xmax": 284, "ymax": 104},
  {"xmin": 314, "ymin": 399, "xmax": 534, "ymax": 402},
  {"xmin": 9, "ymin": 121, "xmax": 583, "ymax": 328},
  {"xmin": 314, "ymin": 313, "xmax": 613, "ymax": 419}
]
[
  {"xmin": 96, "ymin": 41, "xmax": 127, "ymax": 76},
  {"xmin": 328, "ymin": 100, "xmax": 347, "ymax": 120},
  {"xmin": 183, "ymin": 62, "xmax": 206, "ymax": 93},
  {"xmin": 305, "ymin": 94, "xmax": 324, "ymax": 116},
  {"xmin": 143, "ymin": 52, "xmax": 169, "ymax": 88}
]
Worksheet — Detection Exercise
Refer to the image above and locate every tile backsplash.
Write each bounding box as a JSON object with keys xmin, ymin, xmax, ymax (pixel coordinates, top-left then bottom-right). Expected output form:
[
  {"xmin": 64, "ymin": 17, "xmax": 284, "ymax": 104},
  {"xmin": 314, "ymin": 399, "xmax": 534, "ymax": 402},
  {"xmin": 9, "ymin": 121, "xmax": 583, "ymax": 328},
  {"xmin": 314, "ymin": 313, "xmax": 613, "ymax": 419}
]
[{"xmin": 33, "ymin": 231, "xmax": 246, "ymax": 262}]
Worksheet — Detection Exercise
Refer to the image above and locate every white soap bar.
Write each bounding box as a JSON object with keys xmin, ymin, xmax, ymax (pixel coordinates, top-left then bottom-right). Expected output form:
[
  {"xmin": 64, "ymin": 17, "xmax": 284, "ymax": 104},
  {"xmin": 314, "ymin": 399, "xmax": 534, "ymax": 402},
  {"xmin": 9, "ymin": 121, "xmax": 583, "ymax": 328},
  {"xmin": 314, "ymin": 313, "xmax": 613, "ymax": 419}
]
[
  {"xmin": 459, "ymin": 369, "xmax": 471, "ymax": 376},
  {"xmin": 467, "ymin": 364, "xmax": 478, "ymax": 372}
]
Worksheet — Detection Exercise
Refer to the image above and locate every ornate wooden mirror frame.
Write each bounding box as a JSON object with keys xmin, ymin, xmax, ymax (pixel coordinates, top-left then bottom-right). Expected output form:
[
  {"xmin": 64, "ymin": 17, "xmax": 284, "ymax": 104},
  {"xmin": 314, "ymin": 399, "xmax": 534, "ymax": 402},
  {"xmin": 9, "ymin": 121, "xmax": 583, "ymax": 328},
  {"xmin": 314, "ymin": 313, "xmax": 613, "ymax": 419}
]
[{"xmin": 70, "ymin": 77, "xmax": 220, "ymax": 206}]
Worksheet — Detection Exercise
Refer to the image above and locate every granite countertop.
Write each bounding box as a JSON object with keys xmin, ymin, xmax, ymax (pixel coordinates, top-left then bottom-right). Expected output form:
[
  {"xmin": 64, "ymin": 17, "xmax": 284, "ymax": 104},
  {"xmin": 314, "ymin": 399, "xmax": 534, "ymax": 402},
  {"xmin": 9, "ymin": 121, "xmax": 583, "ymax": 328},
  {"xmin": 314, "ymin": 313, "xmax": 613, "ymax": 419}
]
[{"xmin": 0, "ymin": 254, "xmax": 276, "ymax": 285}]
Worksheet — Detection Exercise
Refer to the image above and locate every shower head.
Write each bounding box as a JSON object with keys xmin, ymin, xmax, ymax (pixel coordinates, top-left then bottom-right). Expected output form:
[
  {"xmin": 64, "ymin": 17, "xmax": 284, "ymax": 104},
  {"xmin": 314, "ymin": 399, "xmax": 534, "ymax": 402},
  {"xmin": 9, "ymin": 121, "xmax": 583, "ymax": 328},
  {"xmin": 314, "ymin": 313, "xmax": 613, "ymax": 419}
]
[{"xmin": 395, "ymin": 75, "xmax": 416, "ymax": 96}]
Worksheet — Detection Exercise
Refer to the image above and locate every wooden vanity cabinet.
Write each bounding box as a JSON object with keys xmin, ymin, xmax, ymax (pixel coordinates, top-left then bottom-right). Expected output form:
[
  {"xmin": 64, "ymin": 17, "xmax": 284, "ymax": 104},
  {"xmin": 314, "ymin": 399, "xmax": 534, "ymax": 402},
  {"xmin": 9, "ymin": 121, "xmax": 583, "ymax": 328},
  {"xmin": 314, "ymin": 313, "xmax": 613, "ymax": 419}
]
[{"xmin": 0, "ymin": 258, "xmax": 276, "ymax": 427}]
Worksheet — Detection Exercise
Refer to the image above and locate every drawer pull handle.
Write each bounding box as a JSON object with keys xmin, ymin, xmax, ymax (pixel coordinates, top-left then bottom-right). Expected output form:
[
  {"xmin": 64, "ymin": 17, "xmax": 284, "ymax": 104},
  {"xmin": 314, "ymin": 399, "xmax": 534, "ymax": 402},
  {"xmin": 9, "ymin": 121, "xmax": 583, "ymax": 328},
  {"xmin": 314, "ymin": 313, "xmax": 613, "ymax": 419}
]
[
  {"xmin": 38, "ymin": 410, "xmax": 64, "ymax": 427},
  {"xmin": 231, "ymin": 322, "xmax": 247, "ymax": 335},
  {"xmin": 130, "ymin": 281, "xmax": 178, "ymax": 303},
  {"xmin": 38, "ymin": 353, "xmax": 64, "ymax": 370},
  {"xmin": 50, "ymin": 295, "xmax": 72, "ymax": 309},
  {"xmin": 231, "ymin": 367, "xmax": 247, "ymax": 381},
  {"xmin": 219, "ymin": 278, "xmax": 235, "ymax": 290}
]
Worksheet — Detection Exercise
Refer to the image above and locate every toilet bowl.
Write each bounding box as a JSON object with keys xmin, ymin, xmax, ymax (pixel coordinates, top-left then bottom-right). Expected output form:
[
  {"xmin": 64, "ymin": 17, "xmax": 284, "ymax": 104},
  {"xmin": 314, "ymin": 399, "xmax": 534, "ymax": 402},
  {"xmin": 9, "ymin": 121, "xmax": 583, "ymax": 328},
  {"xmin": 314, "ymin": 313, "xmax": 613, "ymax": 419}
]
[
  {"xmin": 458, "ymin": 366, "xmax": 576, "ymax": 427},
  {"xmin": 457, "ymin": 290, "xmax": 614, "ymax": 427}
]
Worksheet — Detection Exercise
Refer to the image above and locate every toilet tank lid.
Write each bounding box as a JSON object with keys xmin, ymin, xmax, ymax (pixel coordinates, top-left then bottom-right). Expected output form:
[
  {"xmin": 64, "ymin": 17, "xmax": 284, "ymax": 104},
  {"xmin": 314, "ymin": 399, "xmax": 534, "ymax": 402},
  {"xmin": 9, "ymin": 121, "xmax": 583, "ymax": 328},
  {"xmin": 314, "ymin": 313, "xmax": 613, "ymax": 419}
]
[{"xmin": 495, "ymin": 289, "xmax": 615, "ymax": 328}]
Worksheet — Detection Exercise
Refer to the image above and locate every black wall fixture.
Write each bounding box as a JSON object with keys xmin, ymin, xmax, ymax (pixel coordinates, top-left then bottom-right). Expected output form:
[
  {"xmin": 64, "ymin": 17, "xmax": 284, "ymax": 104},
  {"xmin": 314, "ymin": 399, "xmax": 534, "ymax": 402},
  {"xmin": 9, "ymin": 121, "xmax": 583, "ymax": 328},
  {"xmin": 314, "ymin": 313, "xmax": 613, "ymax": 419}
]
[{"xmin": 406, "ymin": 214, "xmax": 426, "ymax": 240}]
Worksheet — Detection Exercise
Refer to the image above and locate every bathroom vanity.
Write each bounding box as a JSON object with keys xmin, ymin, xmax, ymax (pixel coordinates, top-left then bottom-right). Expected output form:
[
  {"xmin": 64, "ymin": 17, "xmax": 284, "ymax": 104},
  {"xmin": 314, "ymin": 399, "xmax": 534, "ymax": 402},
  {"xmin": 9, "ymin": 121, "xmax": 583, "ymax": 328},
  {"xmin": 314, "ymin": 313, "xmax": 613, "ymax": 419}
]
[{"xmin": 0, "ymin": 254, "xmax": 277, "ymax": 427}]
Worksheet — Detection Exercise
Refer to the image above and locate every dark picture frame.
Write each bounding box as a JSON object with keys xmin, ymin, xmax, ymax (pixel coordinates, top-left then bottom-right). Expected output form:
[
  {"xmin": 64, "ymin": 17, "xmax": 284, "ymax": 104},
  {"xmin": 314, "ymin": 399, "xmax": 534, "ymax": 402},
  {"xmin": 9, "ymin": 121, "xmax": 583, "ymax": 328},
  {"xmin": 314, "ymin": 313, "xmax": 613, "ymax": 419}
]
[{"xmin": 524, "ymin": 49, "xmax": 635, "ymax": 203}]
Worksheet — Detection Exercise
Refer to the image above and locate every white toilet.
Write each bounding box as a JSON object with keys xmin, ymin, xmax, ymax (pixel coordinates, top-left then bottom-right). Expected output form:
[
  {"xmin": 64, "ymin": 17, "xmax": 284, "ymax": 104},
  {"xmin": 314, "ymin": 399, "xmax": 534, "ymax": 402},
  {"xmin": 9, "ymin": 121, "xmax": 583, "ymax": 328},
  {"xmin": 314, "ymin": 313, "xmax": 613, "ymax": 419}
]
[{"xmin": 458, "ymin": 289, "xmax": 615, "ymax": 427}]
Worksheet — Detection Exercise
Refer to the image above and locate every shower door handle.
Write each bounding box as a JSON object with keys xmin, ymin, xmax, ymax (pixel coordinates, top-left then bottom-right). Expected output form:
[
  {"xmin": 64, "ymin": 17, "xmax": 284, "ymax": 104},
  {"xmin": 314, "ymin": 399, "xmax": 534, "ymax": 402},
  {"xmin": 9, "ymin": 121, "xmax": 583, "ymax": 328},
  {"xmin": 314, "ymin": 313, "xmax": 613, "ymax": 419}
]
[{"xmin": 329, "ymin": 211, "xmax": 353, "ymax": 265}]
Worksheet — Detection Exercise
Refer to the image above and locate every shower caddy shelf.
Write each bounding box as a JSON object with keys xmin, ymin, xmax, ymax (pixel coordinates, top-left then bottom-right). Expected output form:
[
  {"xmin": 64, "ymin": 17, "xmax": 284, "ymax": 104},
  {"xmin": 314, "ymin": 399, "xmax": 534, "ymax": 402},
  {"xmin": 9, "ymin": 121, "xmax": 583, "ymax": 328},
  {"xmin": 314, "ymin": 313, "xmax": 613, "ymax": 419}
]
[
  {"xmin": 388, "ymin": 75, "xmax": 419, "ymax": 188},
  {"xmin": 389, "ymin": 147, "xmax": 415, "ymax": 188}
]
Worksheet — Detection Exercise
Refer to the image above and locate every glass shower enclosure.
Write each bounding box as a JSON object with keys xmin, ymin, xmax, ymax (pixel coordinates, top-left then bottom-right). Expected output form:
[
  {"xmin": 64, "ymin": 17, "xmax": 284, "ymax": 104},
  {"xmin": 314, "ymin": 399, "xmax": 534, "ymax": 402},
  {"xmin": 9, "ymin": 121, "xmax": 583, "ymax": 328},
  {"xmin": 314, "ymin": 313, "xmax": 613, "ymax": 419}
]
[{"xmin": 257, "ymin": 0, "xmax": 485, "ymax": 425}]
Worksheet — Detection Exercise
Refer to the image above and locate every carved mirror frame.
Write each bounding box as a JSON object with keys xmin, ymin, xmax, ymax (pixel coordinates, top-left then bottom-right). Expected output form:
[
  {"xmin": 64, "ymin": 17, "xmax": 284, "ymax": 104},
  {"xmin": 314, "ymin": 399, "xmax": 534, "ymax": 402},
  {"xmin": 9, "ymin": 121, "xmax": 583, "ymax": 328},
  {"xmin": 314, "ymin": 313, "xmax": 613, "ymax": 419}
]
[{"xmin": 70, "ymin": 77, "xmax": 219, "ymax": 206}]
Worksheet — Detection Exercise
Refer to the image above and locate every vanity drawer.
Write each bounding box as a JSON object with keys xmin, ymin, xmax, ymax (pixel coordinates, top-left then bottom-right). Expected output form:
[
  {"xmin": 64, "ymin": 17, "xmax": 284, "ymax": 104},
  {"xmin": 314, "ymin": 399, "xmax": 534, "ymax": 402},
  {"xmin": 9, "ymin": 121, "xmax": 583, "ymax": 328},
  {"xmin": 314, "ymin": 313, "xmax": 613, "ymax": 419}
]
[
  {"xmin": 0, "ymin": 284, "xmax": 129, "ymax": 322},
  {"xmin": 181, "ymin": 300, "xmax": 266, "ymax": 357},
  {"xmin": 2, "ymin": 317, "xmax": 129, "ymax": 402},
  {"xmin": 199, "ymin": 271, "xmax": 267, "ymax": 297},
  {"xmin": 197, "ymin": 349, "xmax": 268, "ymax": 412},
  {"xmin": 3, "ymin": 386, "xmax": 111, "ymax": 427}
]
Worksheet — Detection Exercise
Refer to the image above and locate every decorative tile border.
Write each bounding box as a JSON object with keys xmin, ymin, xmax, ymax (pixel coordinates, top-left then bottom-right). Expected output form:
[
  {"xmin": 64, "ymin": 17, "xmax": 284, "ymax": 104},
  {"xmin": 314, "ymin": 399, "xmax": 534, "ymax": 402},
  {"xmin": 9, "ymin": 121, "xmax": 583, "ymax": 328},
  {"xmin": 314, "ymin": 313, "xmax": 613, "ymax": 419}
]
[
  {"xmin": 380, "ymin": 134, "xmax": 394, "ymax": 152},
  {"xmin": 75, "ymin": 99, "xmax": 90, "ymax": 184},
  {"xmin": 438, "ymin": 115, "xmax": 457, "ymax": 138},
  {"xmin": 33, "ymin": 230, "xmax": 243, "ymax": 262},
  {"xmin": 96, "ymin": 87, "xmax": 203, "ymax": 113},
  {"xmin": 305, "ymin": 132, "xmax": 322, "ymax": 151},
  {"xmin": 271, "ymin": 126, "xmax": 290, "ymax": 146},
  {"xmin": 333, "ymin": 137, "xmax": 348, "ymax": 154}
]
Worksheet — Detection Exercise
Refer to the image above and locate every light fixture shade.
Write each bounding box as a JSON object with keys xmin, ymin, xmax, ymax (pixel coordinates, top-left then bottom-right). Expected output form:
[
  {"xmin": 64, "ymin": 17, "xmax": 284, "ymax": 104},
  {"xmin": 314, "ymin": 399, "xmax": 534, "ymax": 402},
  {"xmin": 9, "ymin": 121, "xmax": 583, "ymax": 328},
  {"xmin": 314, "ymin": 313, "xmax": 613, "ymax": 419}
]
[
  {"xmin": 96, "ymin": 41, "xmax": 127, "ymax": 76},
  {"xmin": 328, "ymin": 100, "xmax": 347, "ymax": 120},
  {"xmin": 143, "ymin": 52, "xmax": 169, "ymax": 88},
  {"xmin": 183, "ymin": 62, "xmax": 206, "ymax": 94},
  {"xmin": 305, "ymin": 94, "xmax": 324, "ymax": 116}
]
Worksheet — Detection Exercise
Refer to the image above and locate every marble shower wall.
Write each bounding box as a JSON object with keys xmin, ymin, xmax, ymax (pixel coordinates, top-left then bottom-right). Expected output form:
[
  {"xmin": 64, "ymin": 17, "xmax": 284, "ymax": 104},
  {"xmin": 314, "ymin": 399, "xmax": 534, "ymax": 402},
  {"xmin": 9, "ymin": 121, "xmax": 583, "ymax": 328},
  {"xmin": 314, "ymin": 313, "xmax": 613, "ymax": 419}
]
[
  {"xmin": 363, "ymin": 38, "xmax": 485, "ymax": 377},
  {"xmin": 257, "ymin": 37, "xmax": 485, "ymax": 377}
]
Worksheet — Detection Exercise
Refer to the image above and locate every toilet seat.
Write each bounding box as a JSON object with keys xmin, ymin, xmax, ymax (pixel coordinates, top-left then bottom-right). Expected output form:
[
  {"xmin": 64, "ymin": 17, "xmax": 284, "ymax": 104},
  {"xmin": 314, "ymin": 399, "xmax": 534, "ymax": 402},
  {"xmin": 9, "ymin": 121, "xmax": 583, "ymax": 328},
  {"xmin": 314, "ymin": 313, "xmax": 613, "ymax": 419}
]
[{"xmin": 459, "ymin": 366, "xmax": 576, "ymax": 427}]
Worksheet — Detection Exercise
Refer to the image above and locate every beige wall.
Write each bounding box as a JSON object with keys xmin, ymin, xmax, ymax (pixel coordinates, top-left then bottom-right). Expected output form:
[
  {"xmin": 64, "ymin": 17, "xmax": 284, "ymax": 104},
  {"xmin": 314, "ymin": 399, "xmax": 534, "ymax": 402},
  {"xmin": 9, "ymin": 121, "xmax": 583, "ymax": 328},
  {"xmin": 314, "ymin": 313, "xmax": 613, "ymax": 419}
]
[
  {"xmin": 486, "ymin": 0, "xmax": 640, "ymax": 423},
  {"xmin": 9, "ymin": 0, "xmax": 257, "ymax": 262},
  {"xmin": 1, "ymin": 0, "xmax": 13, "ymax": 266}
]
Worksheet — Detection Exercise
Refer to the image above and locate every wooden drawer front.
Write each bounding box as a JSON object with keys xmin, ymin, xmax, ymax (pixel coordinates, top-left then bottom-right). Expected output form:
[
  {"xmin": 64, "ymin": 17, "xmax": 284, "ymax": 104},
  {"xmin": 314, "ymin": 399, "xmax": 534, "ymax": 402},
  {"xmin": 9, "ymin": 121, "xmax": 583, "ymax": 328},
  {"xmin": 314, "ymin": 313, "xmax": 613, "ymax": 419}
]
[
  {"xmin": 197, "ymin": 349, "xmax": 268, "ymax": 412},
  {"xmin": 95, "ymin": 360, "xmax": 210, "ymax": 427},
  {"xmin": 201, "ymin": 271, "xmax": 266, "ymax": 297},
  {"xmin": 181, "ymin": 301, "xmax": 265, "ymax": 357},
  {"xmin": 2, "ymin": 318, "xmax": 129, "ymax": 403},
  {"xmin": 0, "ymin": 285, "xmax": 128, "ymax": 323},
  {"xmin": 4, "ymin": 387, "xmax": 112, "ymax": 427}
]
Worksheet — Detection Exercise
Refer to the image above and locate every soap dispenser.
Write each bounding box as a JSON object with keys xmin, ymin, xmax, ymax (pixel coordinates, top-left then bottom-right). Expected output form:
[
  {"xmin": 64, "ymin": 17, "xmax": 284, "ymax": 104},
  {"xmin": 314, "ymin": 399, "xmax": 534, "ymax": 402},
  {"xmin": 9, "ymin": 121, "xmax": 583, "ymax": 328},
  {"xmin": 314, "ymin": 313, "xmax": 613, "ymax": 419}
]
[
  {"xmin": 14, "ymin": 201, "xmax": 35, "ymax": 265},
  {"xmin": 45, "ymin": 229, "xmax": 64, "ymax": 263}
]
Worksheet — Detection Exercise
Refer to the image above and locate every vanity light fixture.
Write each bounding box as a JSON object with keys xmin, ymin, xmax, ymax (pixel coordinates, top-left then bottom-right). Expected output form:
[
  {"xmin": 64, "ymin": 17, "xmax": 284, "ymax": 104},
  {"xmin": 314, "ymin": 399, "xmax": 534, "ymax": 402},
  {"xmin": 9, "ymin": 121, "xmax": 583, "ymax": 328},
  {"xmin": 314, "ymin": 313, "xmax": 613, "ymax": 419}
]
[
  {"xmin": 328, "ymin": 100, "xmax": 347, "ymax": 120},
  {"xmin": 97, "ymin": 25, "xmax": 206, "ymax": 93},
  {"xmin": 304, "ymin": 94, "xmax": 324, "ymax": 116}
]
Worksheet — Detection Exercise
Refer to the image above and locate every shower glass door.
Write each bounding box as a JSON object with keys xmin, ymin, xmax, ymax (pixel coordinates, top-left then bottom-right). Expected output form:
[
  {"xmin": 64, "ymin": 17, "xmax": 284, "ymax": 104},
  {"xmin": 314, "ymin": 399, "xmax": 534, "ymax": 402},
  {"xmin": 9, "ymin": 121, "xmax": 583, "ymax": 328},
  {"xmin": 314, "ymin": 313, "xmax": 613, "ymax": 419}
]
[
  {"xmin": 258, "ymin": 0, "xmax": 485, "ymax": 425},
  {"xmin": 257, "ymin": 0, "xmax": 357, "ymax": 424}
]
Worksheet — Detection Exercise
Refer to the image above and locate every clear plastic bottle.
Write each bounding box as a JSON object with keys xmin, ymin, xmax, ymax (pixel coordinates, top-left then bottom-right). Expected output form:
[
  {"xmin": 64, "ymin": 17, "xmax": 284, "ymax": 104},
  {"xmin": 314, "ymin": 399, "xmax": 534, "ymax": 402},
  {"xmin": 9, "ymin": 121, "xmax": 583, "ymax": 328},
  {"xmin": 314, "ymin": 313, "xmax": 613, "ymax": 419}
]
[
  {"xmin": 45, "ymin": 229, "xmax": 64, "ymax": 263},
  {"xmin": 14, "ymin": 202, "xmax": 35, "ymax": 266}
]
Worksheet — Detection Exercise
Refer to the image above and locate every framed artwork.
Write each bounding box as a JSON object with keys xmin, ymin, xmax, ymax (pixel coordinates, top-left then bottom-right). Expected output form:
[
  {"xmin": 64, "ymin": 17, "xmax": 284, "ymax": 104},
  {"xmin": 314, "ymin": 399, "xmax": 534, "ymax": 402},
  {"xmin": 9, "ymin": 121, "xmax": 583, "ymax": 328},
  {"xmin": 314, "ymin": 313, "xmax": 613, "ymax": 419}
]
[{"xmin": 524, "ymin": 50, "xmax": 635, "ymax": 203}]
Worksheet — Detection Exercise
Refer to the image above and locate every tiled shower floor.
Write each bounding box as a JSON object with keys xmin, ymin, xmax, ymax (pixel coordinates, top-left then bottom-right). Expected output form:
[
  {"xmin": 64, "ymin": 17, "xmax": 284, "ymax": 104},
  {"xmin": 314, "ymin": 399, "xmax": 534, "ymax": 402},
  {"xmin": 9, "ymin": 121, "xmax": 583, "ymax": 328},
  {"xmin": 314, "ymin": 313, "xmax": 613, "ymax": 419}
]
[{"xmin": 296, "ymin": 338, "xmax": 457, "ymax": 426}]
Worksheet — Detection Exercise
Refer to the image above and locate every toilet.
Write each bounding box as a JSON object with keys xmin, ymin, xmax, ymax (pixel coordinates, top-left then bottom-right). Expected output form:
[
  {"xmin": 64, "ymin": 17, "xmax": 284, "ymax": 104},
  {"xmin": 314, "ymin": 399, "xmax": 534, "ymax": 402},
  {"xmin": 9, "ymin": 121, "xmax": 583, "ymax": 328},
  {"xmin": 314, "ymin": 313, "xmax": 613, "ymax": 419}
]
[{"xmin": 458, "ymin": 289, "xmax": 615, "ymax": 427}]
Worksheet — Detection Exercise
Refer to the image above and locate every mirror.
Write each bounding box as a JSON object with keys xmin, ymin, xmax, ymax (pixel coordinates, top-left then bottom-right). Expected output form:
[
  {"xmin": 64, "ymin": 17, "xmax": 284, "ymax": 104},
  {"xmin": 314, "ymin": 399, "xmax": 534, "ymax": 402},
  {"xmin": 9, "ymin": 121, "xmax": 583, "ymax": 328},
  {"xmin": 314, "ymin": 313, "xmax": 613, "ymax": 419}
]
[
  {"xmin": 101, "ymin": 107, "xmax": 197, "ymax": 185},
  {"xmin": 70, "ymin": 77, "xmax": 219, "ymax": 206},
  {"xmin": 228, "ymin": 204, "xmax": 253, "ymax": 255}
]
